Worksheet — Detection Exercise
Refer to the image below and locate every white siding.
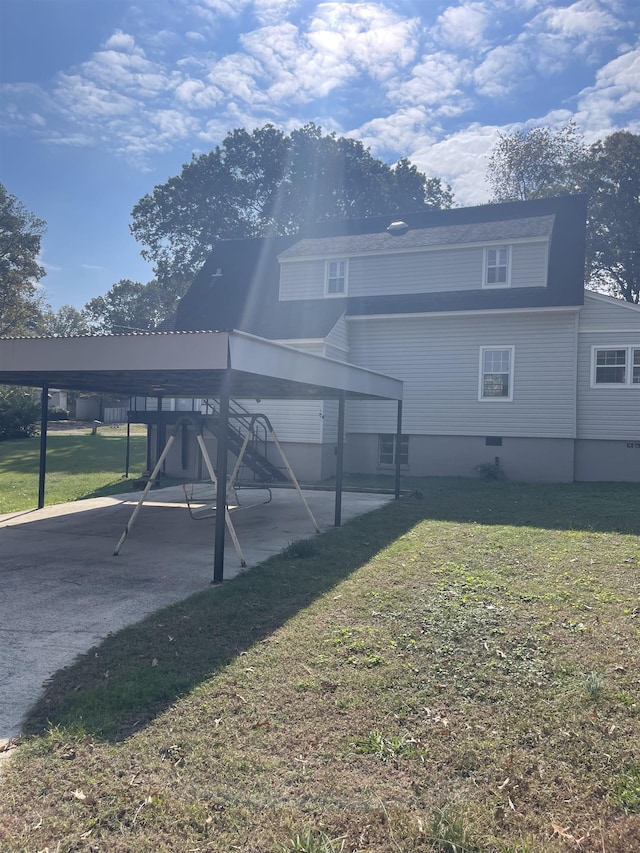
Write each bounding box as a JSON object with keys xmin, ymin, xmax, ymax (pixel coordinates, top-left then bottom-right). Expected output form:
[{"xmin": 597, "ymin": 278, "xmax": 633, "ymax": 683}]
[
  {"xmin": 511, "ymin": 242, "xmax": 548, "ymax": 288},
  {"xmin": 234, "ymin": 398, "xmax": 323, "ymax": 443},
  {"xmin": 321, "ymin": 399, "xmax": 340, "ymax": 443},
  {"xmin": 236, "ymin": 339, "xmax": 325, "ymax": 443},
  {"xmin": 279, "ymin": 240, "xmax": 549, "ymax": 300},
  {"xmin": 576, "ymin": 294, "xmax": 640, "ymax": 440},
  {"xmin": 348, "ymin": 248, "xmax": 481, "ymax": 295},
  {"xmin": 279, "ymin": 260, "xmax": 325, "ymax": 300},
  {"xmin": 324, "ymin": 315, "xmax": 349, "ymax": 359},
  {"xmin": 346, "ymin": 310, "xmax": 579, "ymax": 438},
  {"xmin": 580, "ymin": 292, "xmax": 640, "ymax": 330}
]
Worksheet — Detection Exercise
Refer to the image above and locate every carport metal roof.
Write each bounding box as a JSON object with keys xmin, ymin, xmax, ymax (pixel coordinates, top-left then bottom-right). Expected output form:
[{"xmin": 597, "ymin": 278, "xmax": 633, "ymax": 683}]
[
  {"xmin": 0, "ymin": 328, "xmax": 402, "ymax": 401},
  {"xmin": 0, "ymin": 329, "xmax": 404, "ymax": 583}
]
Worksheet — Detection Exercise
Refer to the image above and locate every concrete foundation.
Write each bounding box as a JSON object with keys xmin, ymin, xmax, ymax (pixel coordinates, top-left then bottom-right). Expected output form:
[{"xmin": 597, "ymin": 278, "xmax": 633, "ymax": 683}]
[
  {"xmin": 345, "ymin": 433, "xmax": 576, "ymax": 483},
  {"xmin": 574, "ymin": 438, "xmax": 640, "ymax": 482}
]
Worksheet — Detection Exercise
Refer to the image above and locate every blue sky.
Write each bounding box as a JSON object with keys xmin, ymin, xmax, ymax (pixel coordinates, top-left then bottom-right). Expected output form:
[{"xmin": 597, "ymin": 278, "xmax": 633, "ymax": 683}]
[{"xmin": 1, "ymin": 0, "xmax": 638, "ymax": 311}]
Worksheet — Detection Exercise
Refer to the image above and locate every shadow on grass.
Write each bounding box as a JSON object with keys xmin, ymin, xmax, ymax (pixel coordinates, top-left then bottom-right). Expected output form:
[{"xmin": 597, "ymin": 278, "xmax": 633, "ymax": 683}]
[
  {"xmin": 21, "ymin": 497, "xmax": 424, "ymax": 744},
  {"xmin": 0, "ymin": 434, "xmax": 147, "ymax": 476},
  {"xmin": 20, "ymin": 478, "xmax": 638, "ymax": 745},
  {"xmin": 336, "ymin": 475, "xmax": 640, "ymax": 537}
]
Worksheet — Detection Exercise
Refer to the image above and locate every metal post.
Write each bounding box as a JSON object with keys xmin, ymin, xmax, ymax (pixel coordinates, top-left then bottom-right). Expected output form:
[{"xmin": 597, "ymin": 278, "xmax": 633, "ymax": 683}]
[
  {"xmin": 213, "ymin": 375, "xmax": 230, "ymax": 584},
  {"xmin": 335, "ymin": 392, "xmax": 345, "ymax": 526},
  {"xmin": 156, "ymin": 395, "xmax": 164, "ymax": 473},
  {"xmin": 125, "ymin": 418, "xmax": 131, "ymax": 478},
  {"xmin": 395, "ymin": 400, "xmax": 403, "ymax": 500},
  {"xmin": 37, "ymin": 385, "xmax": 49, "ymax": 509}
]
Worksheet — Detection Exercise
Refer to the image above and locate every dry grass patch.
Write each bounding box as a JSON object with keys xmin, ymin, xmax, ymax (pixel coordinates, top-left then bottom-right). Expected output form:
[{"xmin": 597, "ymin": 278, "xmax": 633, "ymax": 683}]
[{"xmin": 1, "ymin": 479, "xmax": 639, "ymax": 852}]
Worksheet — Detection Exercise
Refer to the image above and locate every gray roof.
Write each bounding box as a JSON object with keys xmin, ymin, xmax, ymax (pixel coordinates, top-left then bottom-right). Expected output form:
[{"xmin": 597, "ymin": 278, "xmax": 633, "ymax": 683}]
[{"xmin": 278, "ymin": 215, "xmax": 556, "ymax": 260}]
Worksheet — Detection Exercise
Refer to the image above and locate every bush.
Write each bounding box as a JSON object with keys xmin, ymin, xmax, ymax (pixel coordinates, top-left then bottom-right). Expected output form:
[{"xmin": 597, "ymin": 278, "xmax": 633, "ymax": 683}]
[
  {"xmin": 48, "ymin": 407, "xmax": 70, "ymax": 421},
  {"xmin": 0, "ymin": 385, "xmax": 41, "ymax": 440}
]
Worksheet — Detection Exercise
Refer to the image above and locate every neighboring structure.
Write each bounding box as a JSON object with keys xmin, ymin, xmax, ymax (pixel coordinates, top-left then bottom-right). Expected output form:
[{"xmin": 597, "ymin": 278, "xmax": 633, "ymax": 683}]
[{"xmin": 155, "ymin": 194, "xmax": 639, "ymax": 483}]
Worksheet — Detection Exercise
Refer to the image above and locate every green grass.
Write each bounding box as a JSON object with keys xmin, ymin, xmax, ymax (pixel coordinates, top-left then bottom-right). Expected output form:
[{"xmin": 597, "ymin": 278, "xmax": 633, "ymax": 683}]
[
  {"xmin": 0, "ymin": 428, "xmax": 148, "ymax": 512},
  {"xmin": 1, "ymin": 478, "xmax": 639, "ymax": 852}
]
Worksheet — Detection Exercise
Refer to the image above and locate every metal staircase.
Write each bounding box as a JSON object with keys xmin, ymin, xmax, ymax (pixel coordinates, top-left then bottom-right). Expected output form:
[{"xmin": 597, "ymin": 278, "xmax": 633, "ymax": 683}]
[{"xmin": 202, "ymin": 399, "xmax": 288, "ymax": 483}]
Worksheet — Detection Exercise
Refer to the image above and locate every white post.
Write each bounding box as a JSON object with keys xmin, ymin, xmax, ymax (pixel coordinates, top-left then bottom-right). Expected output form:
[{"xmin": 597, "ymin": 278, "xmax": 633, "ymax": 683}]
[
  {"xmin": 196, "ymin": 433, "xmax": 246, "ymax": 567},
  {"xmin": 269, "ymin": 429, "xmax": 320, "ymax": 533},
  {"xmin": 113, "ymin": 433, "xmax": 176, "ymax": 556}
]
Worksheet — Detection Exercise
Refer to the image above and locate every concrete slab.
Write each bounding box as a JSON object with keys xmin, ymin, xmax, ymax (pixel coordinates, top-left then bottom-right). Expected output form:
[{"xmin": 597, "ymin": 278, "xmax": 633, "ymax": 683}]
[{"xmin": 0, "ymin": 486, "xmax": 392, "ymax": 739}]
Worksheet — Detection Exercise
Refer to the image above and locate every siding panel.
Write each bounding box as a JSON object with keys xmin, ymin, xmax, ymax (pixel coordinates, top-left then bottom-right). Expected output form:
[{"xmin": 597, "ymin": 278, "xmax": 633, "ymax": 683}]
[
  {"xmin": 346, "ymin": 311, "xmax": 578, "ymax": 438},
  {"xmin": 511, "ymin": 242, "xmax": 548, "ymax": 288},
  {"xmin": 279, "ymin": 240, "xmax": 549, "ymax": 300},
  {"xmin": 576, "ymin": 295, "xmax": 640, "ymax": 439}
]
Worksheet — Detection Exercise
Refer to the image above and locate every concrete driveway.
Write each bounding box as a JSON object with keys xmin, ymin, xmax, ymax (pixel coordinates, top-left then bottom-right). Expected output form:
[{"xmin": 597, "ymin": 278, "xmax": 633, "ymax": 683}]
[{"xmin": 0, "ymin": 485, "xmax": 391, "ymax": 739}]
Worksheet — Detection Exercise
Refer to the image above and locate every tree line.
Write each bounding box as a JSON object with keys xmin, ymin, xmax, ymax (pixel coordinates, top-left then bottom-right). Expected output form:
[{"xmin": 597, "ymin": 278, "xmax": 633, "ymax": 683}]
[{"xmin": 2, "ymin": 122, "xmax": 639, "ymax": 342}]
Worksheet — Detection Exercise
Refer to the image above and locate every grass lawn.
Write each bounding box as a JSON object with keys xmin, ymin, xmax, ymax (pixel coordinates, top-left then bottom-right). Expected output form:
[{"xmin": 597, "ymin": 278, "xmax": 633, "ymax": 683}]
[
  {"xmin": 1, "ymin": 478, "xmax": 639, "ymax": 852},
  {"xmin": 0, "ymin": 427, "xmax": 148, "ymax": 513}
]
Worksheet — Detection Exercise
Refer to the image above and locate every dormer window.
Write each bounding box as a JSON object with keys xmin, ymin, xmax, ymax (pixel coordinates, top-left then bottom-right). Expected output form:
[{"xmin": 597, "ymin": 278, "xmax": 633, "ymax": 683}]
[
  {"xmin": 484, "ymin": 246, "xmax": 511, "ymax": 288},
  {"xmin": 325, "ymin": 259, "xmax": 347, "ymax": 296}
]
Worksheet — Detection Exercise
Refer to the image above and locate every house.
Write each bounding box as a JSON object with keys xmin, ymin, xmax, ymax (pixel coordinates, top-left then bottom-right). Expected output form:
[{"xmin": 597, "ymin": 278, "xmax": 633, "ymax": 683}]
[{"xmin": 154, "ymin": 194, "xmax": 639, "ymax": 484}]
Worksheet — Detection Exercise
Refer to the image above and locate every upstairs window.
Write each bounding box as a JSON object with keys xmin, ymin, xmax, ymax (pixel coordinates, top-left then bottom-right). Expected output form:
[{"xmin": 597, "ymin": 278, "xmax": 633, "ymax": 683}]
[
  {"xmin": 325, "ymin": 259, "xmax": 347, "ymax": 295},
  {"xmin": 592, "ymin": 347, "xmax": 640, "ymax": 387},
  {"xmin": 479, "ymin": 346, "xmax": 514, "ymax": 401},
  {"xmin": 484, "ymin": 246, "xmax": 510, "ymax": 287}
]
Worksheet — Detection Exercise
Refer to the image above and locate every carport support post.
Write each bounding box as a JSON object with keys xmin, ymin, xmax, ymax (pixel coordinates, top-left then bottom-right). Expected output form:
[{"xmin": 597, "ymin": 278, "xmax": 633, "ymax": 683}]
[
  {"xmin": 125, "ymin": 418, "xmax": 131, "ymax": 477},
  {"xmin": 37, "ymin": 385, "xmax": 49, "ymax": 509},
  {"xmin": 395, "ymin": 400, "xmax": 403, "ymax": 500},
  {"xmin": 213, "ymin": 374, "xmax": 230, "ymax": 584},
  {"xmin": 334, "ymin": 391, "xmax": 345, "ymax": 527}
]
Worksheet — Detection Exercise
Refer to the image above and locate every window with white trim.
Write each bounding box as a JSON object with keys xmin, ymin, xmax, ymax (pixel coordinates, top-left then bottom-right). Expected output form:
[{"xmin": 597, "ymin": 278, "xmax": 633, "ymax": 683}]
[
  {"xmin": 483, "ymin": 246, "xmax": 510, "ymax": 287},
  {"xmin": 378, "ymin": 434, "xmax": 408, "ymax": 466},
  {"xmin": 479, "ymin": 347, "xmax": 514, "ymax": 401},
  {"xmin": 592, "ymin": 347, "xmax": 640, "ymax": 387},
  {"xmin": 325, "ymin": 259, "xmax": 347, "ymax": 295}
]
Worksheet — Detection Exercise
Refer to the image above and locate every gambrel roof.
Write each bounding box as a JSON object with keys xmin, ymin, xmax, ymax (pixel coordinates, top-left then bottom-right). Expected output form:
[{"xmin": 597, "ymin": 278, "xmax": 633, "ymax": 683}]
[
  {"xmin": 174, "ymin": 195, "xmax": 587, "ymax": 340},
  {"xmin": 278, "ymin": 215, "xmax": 556, "ymax": 260}
]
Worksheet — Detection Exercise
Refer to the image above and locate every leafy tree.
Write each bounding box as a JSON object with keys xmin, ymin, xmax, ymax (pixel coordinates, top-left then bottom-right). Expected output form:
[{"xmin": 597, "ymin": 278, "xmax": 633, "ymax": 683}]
[
  {"xmin": 43, "ymin": 304, "xmax": 91, "ymax": 336},
  {"xmin": 0, "ymin": 385, "xmax": 40, "ymax": 440},
  {"xmin": 83, "ymin": 276, "xmax": 187, "ymax": 333},
  {"xmin": 0, "ymin": 183, "xmax": 47, "ymax": 336},
  {"xmin": 582, "ymin": 131, "xmax": 640, "ymax": 304},
  {"xmin": 486, "ymin": 124, "xmax": 640, "ymax": 303},
  {"xmin": 486, "ymin": 122, "xmax": 586, "ymax": 202},
  {"xmin": 131, "ymin": 123, "xmax": 453, "ymax": 281}
]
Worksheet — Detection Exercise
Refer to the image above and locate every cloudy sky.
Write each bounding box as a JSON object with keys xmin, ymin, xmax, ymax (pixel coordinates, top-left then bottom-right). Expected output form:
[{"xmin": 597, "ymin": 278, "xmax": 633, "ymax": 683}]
[{"xmin": 1, "ymin": 0, "xmax": 638, "ymax": 310}]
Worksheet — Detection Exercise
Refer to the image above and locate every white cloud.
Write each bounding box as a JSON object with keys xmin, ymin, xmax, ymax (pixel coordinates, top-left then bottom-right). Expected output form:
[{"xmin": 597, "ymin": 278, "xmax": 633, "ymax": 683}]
[
  {"xmin": 433, "ymin": 2, "xmax": 490, "ymax": 50},
  {"xmin": 542, "ymin": 1, "xmax": 621, "ymax": 39},
  {"xmin": 174, "ymin": 78, "xmax": 223, "ymax": 108},
  {"xmin": 355, "ymin": 107, "xmax": 435, "ymax": 160},
  {"xmin": 104, "ymin": 31, "xmax": 137, "ymax": 51},
  {"xmin": 474, "ymin": 0, "xmax": 628, "ymax": 98},
  {"xmin": 473, "ymin": 43, "xmax": 534, "ymax": 97},
  {"xmin": 392, "ymin": 51, "xmax": 472, "ymax": 111},
  {"xmin": 408, "ymin": 123, "xmax": 499, "ymax": 205},
  {"xmin": 575, "ymin": 44, "xmax": 640, "ymax": 135}
]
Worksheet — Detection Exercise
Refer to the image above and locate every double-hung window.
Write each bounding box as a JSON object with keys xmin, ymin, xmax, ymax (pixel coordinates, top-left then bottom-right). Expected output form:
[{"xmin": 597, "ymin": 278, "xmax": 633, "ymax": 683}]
[
  {"xmin": 479, "ymin": 346, "xmax": 514, "ymax": 401},
  {"xmin": 592, "ymin": 347, "xmax": 640, "ymax": 387},
  {"xmin": 483, "ymin": 246, "xmax": 510, "ymax": 287},
  {"xmin": 325, "ymin": 259, "xmax": 347, "ymax": 295},
  {"xmin": 378, "ymin": 434, "xmax": 409, "ymax": 466}
]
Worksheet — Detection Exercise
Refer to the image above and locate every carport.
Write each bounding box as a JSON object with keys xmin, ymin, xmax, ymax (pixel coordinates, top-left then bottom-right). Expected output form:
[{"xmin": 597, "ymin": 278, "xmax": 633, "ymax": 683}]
[{"xmin": 0, "ymin": 329, "xmax": 403, "ymax": 582}]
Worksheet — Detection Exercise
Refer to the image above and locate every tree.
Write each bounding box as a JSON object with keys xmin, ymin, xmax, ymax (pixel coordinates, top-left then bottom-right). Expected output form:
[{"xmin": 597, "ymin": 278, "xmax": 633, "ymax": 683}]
[
  {"xmin": 486, "ymin": 122, "xmax": 586, "ymax": 202},
  {"xmin": 0, "ymin": 183, "xmax": 47, "ymax": 336},
  {"xmin": 43, "ymin": 304, "xmax": 91, "ymax": 336},
  {"xmin": 582, "ymin": 131, "xmax": 640, "ymax": 304},
  {"xmin": 0, "ymin": 386, "xmax": 40, "ymax": 440},
  {"xmin": 131, "ymin": 123, "xmax": 453, "ymax": 281},
  {"xmin": 83, "ymin": 276, "xmax": 187, "ymax": 333},
  {"xmin": 486, "ymin": 124, "xmax": 640, "ymax": 303}
]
